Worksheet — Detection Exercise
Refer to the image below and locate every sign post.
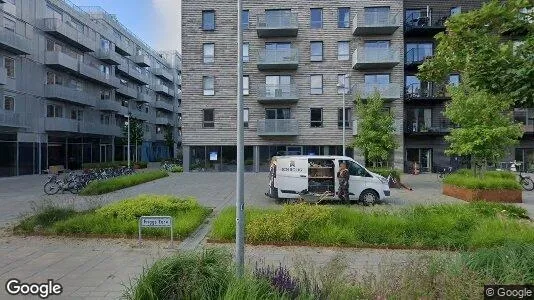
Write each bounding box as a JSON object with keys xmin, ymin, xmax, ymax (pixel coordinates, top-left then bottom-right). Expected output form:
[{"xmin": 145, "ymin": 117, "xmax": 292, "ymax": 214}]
[{"xmin": 138, "ymin": 216, "xmax": 173, "ymax": 248}]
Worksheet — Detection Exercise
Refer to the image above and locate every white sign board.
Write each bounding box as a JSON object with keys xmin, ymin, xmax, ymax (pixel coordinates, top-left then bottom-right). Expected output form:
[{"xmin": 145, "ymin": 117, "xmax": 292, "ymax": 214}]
[{"xmin": 138, "ymin": 216, "xmax": 173, "ymax": 248}]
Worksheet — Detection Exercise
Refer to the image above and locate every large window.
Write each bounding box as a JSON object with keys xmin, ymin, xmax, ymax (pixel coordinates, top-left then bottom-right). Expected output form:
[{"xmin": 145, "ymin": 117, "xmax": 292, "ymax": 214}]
[
  {"xmin": 202, "ymin": 10, "xmax": 215, "ymax": 31},
  {"xmin": 406, "ymin": 43, "xmax": 433, "ymax": 64},
  {"xmin": 338, "ymin": 108, "xmax": 352, "ymax": 128},
  {"xmin": 265, "ymin": 75, "xmax": 291, "ymax": 97},
  {"xmin": 243, "ymin": 75, "xmax": 249, "ymax": 95},
  {"xmin": 203, "ymin": 43, "xmax": 214, "ymax": 63},
  {"xmin": 242, "ymin": 10, "xmax": 249, "ymax": 29},
  {"xmin": 364, "ymin": 7, "xmax": 390, "ymax": 25},
  {"xmin": 310, "ymin": 75, "xmax": 323, "ymax": 95},
  {"xmin": 242, "ymin": 43, "xmax": 249, "ymax": 62},
  {"xmin": 310, "ymin": 8, "xmax": 323, "ymax": 29},
  {"xmin": 310, "ymin": 41, "xmax": 323, "ymax": 61},
  {"xmin": 310, "ymin": 108, "xmax": 323, "ymax": 127},
  {"xmin": 338, "ymin": 41, "xmax": 350, "ymax": 60},
  {"xmin": 46, "ymin": 104, "xmax": 63, "ymax": 118},
  {"xmin": 4, "ymin": 96, "xmax": 14, "ymax": 111},
  {"xmin": 406, "ymin": 108, "xmax": 432, "ymax": 132},
  {"xmin": 4, "ymin": 57, "xmax": 14, "ymax": 78},
  {"xmin": 338, "ymin": 7, "xmax": 350, "ymax": 28},
  {"xmin": 203, "ymin": 109, "xmax": 214, "ymax": 128},
  {"xmin": 266, "ymin": 108, "xmax": 290, "ymax": 120},
  {"xmin": 203, "ymin": 76, "xmax": 215, "ymax": 95}
]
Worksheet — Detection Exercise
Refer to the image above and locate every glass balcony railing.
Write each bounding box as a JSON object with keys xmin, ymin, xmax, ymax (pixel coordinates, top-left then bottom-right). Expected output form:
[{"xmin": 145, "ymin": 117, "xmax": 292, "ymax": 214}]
[
  {"xmin": 256, "ymin": 12, "xmax": 298, "ymax": 37},
  {"xmin": 257, "ymin": 119, "xmax": 299, "ymax": 136},
  {"xmin": 355, "ymin": 83, "xmax": 401, "ymax": 99},
  {"xmin": 258, "ymin": 84, "xmax": 299, "ymax": 103},
  {"xmin": 257, "ymin": 48, "xmax": 299, "ymax": 70},
  {"xmin": 352, "ymin": 11, "xmax": 400, "ymax": 35},
  {"xmin": 352, "ymin": 48, "xmax": 400, "ymax": 69}
]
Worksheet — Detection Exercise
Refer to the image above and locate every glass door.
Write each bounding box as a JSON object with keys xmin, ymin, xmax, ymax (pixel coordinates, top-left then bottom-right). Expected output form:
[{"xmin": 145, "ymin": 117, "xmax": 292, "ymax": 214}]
[
  {"xmin": 266, "ymin": 108, "xmax": 290, "ymax": 120},
  {"xmin": 286, "ymin": 146, "xmax": 302, "ymax": 155}
]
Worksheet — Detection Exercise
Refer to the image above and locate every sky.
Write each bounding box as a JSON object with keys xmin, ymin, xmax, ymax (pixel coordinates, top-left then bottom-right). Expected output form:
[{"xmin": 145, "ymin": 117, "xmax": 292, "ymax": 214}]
[{"xmin": 70, "ymin": 0, "xmax": 181, "ymax": 52}]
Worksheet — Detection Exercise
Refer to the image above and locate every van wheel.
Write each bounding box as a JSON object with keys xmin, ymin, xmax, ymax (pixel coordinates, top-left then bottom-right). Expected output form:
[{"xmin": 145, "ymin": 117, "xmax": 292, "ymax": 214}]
[{"xmin": 360, "ymin": 190, "xmax": 378, "ymax": 206}]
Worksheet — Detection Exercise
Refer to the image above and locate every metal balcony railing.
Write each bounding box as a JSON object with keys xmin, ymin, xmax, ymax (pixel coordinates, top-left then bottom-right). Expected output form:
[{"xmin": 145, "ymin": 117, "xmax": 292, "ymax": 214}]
[
  {"xmin": 154, "ymin": 100, "xmax": 174, "ymax": 112},
  {"xmin": 257, "ymin": 119, "xmax": 299, "ymax": 136},
  {"xmin": 0, "ymin": 27, "xmax": 31, "ymax": 55},
  {"xmin": 96, "ymin": 48, "xmax": 122, "ymax": 65},
  {"xmin": 0, "ymin": 110, "xmax": 26, "ymax": 127},
  {"xmin": 42, "ymin": 18, "xmax": 95, "ymax": 52},
  {"xmin": 44, "ymin": 84, "xmax": 96, "ymax": 107},
  {"xmin": 117, "ymin": 84, "xmax": 137, "ymax": 99},
  {"xmin": 258, "ymin": 84, "xmax": 299, "ymax": 103},
  {"xmin": 405, "ymin": 47, "xmax": 434, "ymax": 65},
  {"xmin": 355, "ymin": 83, "xmax": 401, "ymax": 99},
  {"xmin": 405, "ymin": 82, "xmax": 448, "ymax": 99},
  {"xmin": 44, "ymin": 51, "xmax": 79, "ymax": 73},
  {"xmin": 133, "ymin": 53, "xmax": 151, "ymax": 67},
  {"xmin": 153, "ymin": 68, "xmax": 173, "ymax": 82},
  {"xmin": 352, "ymin": 11, "xmax": 400, "ymax": 35}
]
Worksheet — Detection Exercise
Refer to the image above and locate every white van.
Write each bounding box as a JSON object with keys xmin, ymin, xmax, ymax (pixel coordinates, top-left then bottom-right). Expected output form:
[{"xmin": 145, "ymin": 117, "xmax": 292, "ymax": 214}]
[{"xmin": 266, "ymin": 156, "xmax": 390, "ymax": 204}]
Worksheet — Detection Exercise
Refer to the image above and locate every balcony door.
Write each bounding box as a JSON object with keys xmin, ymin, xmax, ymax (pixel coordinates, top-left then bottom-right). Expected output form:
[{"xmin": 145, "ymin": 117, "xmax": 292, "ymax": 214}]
[
  {"xmin": 406, "ymin": 148, "xmax": 432, "ymax": 173},
  {"xmin": 364, "ymin": 7, "xmax": 390, "ymax": 25},
  {"xmin": 265, "ymin": 75, "xmax": 291, "ymax": 97},
  {"xmin": 265, "ymin": 42, "xmax": 291, "ymax": 52},
  {"xmin": 406, "ymin": 43, "xmax": 433, "ymax": 64},
  {"xmin": 406, "ymin": 108, "xmax": 431, "ymax": 132},
  {"xmin": 266, "ymin": 108, "xmax": 291, "ymax": 120}
]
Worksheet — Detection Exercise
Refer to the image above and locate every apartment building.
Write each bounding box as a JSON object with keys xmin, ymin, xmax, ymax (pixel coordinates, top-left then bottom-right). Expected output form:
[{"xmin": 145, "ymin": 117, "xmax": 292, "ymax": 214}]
[
  {"xmin": 182, "ymin": 0, "xmax": 405, "ymax": 172},
  {"xmin": 0, "ymin": 0, "xmax": 182, "ymax": 177}
]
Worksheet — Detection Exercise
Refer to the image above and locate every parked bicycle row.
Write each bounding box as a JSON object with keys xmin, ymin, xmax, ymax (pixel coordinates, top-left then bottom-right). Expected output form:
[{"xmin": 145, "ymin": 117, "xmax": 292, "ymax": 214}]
[{"xmin": 43, "ymin": 166, "xmax": 135, "ymax": 195}]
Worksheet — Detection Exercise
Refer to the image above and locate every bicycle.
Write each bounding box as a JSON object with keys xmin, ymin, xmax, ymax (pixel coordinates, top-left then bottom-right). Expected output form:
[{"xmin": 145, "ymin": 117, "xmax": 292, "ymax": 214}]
[
  {"xmin": 437, "ymin": 166, "xmax": 453, "ymax": 180},
  {"xmin": 518, "ymin": 171, "xmax": 534, "ymax": 191},
  {"xmin": 43, "ymin": 171, "xmax": 81, "ymax": 195}
]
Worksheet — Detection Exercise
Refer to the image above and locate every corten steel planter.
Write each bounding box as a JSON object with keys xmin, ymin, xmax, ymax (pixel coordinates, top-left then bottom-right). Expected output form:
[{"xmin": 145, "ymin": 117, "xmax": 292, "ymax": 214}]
[{"xmin": 443, "ymin": 184, "xmax": 522, "ymax": 203}]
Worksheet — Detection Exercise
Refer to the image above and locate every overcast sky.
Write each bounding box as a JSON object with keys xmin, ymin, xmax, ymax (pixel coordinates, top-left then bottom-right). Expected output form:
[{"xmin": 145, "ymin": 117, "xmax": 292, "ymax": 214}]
[{"xmin": 71, "ymin": 0, "xmax": 182, "ymax": 52}]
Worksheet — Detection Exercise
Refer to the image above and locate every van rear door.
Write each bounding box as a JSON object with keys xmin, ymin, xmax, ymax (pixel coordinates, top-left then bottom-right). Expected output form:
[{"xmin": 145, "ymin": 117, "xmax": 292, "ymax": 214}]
[{"xmin": 275, "ymin": 158, "xmax": 308, "ymax": 196}]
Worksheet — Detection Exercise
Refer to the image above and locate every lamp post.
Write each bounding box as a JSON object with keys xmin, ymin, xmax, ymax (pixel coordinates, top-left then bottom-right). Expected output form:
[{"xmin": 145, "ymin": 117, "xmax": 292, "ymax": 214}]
[
  {"xmin": 337, "ymin": 74, "xmax": 350, "ymax": 157},
  {"xmin": 235, "ymin": 0, "xmax": 245, "ymax": 278},
  {"xmin": 127, "ymin": 114, "xmax": 131, "ymax": 168}
]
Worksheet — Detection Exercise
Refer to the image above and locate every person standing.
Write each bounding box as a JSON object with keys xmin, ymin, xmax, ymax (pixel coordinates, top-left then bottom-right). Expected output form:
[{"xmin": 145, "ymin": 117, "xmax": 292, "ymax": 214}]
[{"xmin": 337, "ymin": 162, "xmax": 350, "ymax": 205}]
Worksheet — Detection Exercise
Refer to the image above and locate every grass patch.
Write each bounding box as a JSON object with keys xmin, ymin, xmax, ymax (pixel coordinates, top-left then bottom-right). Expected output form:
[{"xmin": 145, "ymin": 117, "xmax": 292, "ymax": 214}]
[
  {"xmin": 368, "ymin": 168, "xmax": 401, "ymax": 181},
  {"xmin": 80, "ymin": 170, "xmax": 168, "ymax": 195},
  {"xmin": 82, "ymin": 161, "xmax": 147, "ymax": 169},
  {"xmin": 124, "ymin": 244, "xmax": 534, "ymax": 299},
  {"xmin": 14, "ymin": 195, "xmax": 211, "ymax": 239},
  {"xmin": 210, "ymin": 202, "xmax": 533, "ymax": 250},
  {"xmin": 444, "ymin": 169, "xmax": 520, "ymax": 190}
]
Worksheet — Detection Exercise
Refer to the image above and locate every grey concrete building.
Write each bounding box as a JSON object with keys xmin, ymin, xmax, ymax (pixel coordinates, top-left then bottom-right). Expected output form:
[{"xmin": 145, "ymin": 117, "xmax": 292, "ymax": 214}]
[
  {"xmin": 0, "ymin": 0, "xmax": 182, "ymax": 176},
  {"xmin": 182, "ymin": 0, "xmax": 405, "ymax": 172}
]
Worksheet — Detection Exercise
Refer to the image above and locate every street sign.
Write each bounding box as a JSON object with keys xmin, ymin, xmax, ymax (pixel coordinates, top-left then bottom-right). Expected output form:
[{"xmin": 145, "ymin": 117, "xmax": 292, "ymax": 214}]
[{"xmin": 138, "ymin": 216, "xmax": 173, "ymax": 248}]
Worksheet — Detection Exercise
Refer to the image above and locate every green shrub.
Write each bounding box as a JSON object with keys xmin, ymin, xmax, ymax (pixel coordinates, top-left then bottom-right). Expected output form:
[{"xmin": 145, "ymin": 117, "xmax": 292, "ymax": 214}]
[
  {"xmin": 368, "ymin": 168, "xmax": 401, "ymax": 181},
  {"xmin": 443, "ymin": 170, "xmax": 521, "ymax": 190},
  {"xmin": 80, "ymin": 170, "xmax": 168, "ymax": 195},
  {"xmin": 170, "ymin": 165, "xmax": 183, "ymax": 173},
  {"xmin": 16, "ymin": 195, "xmax": 211, "ymax": 239},
  {"xmin": 82, "ymin": 161, "xmax": 148, "ymax": 169},
  {"xmin": 211, "ymin": 202, "xmax": 534, "ymax": 250}
]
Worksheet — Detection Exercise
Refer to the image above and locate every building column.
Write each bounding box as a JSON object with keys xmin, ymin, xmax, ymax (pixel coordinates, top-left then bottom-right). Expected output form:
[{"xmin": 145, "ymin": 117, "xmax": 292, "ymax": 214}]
[
  {"xmin": 323, "ymin": 146, "xmax": 329, "ymax": 155},
  {"xmin": 111, "ymin": 136, "xmax": 115, "ymax": 162},
  {"xmin": 183, "ymin": 145, "xmax": 190, "ymax": 172},
  {"xmin": 253, "ymin": 145, "xmax": 260, "ymax": 173},
  {"xmin": 65, "ymin": 137, "xmax": 69, "ymax": 169}
]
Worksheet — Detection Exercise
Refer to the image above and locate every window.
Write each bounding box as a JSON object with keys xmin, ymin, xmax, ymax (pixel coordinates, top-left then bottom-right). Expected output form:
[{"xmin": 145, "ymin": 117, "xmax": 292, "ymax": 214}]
[
  {"xmin": 364, "ymin": 7, "xmax": 390, "ymax": 25},
  {"xmin": 203, "ymin": 76, "xmax": 214, "ymax": 95},
  {"xmin": 100, "ymin": 90, "xmax": 111, "ymax": 100},
  {"xmin": 265, "ymin": 9, "xmax": 292, "ymax": 28},
  {"xmin": 365, "ymin": 40, "xmax": 390, "ymax": 50},
  {"xmin": 310, "ymin": 41, "xmax": 323, "ymax": 61},
  {"xmin": 100, "ymin": 38, "xmax": 110, "ymax": 51},
  {"xmin": 405, "ymin": 75, "xmax": 421, "ymax": 95},
  {"xmin": 310, "ymin": 8, "xmax": 323, "ymax": 29},
  {"xmin": 337, "ymin": 74, "xmax": 350, "ymax": 94},
  {"xmin": 338, "ymin": 108, "xmax": 352, "ymax": 128},
  {"xmin": 100, "ymin": 114, "xmax": 110, "ymax": 125},
  {"xmin": 310, "ymin": 108, "xmax": 322, "ymax": 127},
  {"xmin": 4, "ymin": 96, "xmax": 14, "ymax": 111},
  {"xmin": 406, "ymin": 43, "xmax": 433, "ymax": 64},
  {"xmin": 242, "ymin": 43, "xmax": 249, "ymax": 62},
  {"xmin": 266, "ymin": 108, "xmax": 290, "ymax": 119},
  {"xmin": 202, "ymin": 10, "xmax": 215, "ymax": 31},
  {"xmin": 46, "ymin": 72, "xmax": 63, "ymax": 85},
  {"xmin": 71, "ymin": 109, "xmax": 82, "ymax": 120},
  {"xmin": 244, "ymin": 108, "xmax": 249, "ymax": 128},
  {"xmin": 203, "ymin": 109, "xmax": 214, "ymax": 128},
  {"xmin": 265, "ymin": 75, "xmax": 291, "ymax": 97},
  {"xmin": 203, "ymin": 43, "xmax": 214, "ymax": 63},
  {"xmin": 406, "ymin": 108, "xmax": 432, "ymax": 132},
  {"xmin": 243, "ymin": 75, "xmax": 249, "ymax": 95},
  {"xmin": 338, "ymin": 41, "xmax": 350, "ymax": 60},
  {"xmin": 46, "ymin": 104, "xmax": 63, "ymax": 118},
  {"xmin": 4, "ymin": 18, "xmax": 15, "ymax": 32},
  {"xmin": 364, "ymin": 74, "xmax": 390, "ymax": 84},
  {"xmin": 341, "ymin": 160, "xmax": 370, "ymax": 177},
  {"xmin": 310, "ymin": 75, "xmax": 323, "ymax": 94},
  {"xmin": 338, "ymin": 7, "xmax": 350, "ymax": 28},
  {"xmin": 242, "ymin": 10, "xmax": 249, "ymax": 29},
  {"xmin": 449, "ymin": 74, "xmax": 460, "ymax": 86},
  {"xmin": 450, "ymin": 7, "xmax": 462, "ymax": 16},
  {"xmin": 4, "ymin": 57, "xmax": 14, "ymax": 78}
]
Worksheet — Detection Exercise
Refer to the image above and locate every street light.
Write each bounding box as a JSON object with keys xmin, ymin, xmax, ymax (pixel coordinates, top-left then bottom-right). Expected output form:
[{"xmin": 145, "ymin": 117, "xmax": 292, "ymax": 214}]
[
  {"xmin": 127, "ymin": 114, "xmax": 131, "ymax": 168},
  {"xmin": 337, "ymin": 74, "xmax": 352, "ymax": 157}
]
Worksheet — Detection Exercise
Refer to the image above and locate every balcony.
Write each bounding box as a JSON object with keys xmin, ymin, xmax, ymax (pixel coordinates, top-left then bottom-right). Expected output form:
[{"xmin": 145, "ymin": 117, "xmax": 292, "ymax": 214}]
[
  {"xmin": 404, "ymin": 13, "xmax": 447, "ymax": 37},
  {"xmin": 130, "ymin": 110, "xmax": 150, "ymax": 121},
  {"xmin": 154, "ymin": 101, "xmax": 174, "ymax": 112},
  {"xmin": 116, "ymin": 59, "xmax": 129, "ymax": 75},
  {"xmin": 352, "ymin": 11, "xmax": 400, "ymax": 36},
  {"xmin": 174, "ymin": 106, "xmax": 182, "ymax": 114},
  {"xmin": 42, "ymin": 18, "xmax": 95, "ymax": 52},
  {"xmin": 114, "ymin": 38, "xmax": 132, "ymax": 56},
  {"xmin": 78, "ymin": 63, "xmax": 115, "ymax": 87},
  {"xmin": 355, "ymin": 83, "xmax": 401, "ymax": 100},
  {"xmin": 0, "ymin": 68, "xmax": 7, "ymax": 85},
  {"xmin": 133, "ymin": 54, "xmax": 151, "ymax": 67},
  {"xmin": 0, "ymin": 28, "xmax": 31, "ymax": 55},
  {"xmin": 258, "ymin": 84, "xmax": 299, "ymax": 104},
  {"xmin": 96, "ymin": 100, "xmax": 123, "ymax": 112},
  {"xmin": 0, "ymin": 110, "xmax": 26, "ymax": 128},
  {"xmin": 153, "ymin": 68, "xmax": 173, "ymax": 82},
  {"xmin": 128, "ymin": 65, "xmax": 149, "ymax": 84},
  {"xmin": 137, "ymin": 89, "xmax": 151, "ymax": 103},
  {"xmin": 405, "ymin": 82, "xmax": 449, "ymax": 104},
  {"xmin": 44, "ymin": 84, "xmax": 96, "ymax": 107},
  {"xmin": 82, "ymin": 122, "xmax": 122, "ymax": 136},
  {"xmin": 155, "ymin": 116, "xmax": 172, "ymax": 125},
  {"xmin": 44, "ymin": 51, "xmax": 79, "ymax": 73},
  {"xmin": 257, "ymin": 119, "xmax": 299, "ymax": 136},
  {"xmin": 404, "ymin": 120, "xmax": 452, "ymax": 136},
  {"xmin": 257, "ymin": 48, "xmax": 298, "ymax": 71},
  {"xmin": 256, "ymin": 12, "xmax": 299, "ymax": 38},
  {"xmin": 175, "ymin": 90, "xmax": 182, "ymax": 99},
  {"xmin": 153, "ymin": 84, "xmax": 174, "ymax": 97},
  {"xmin": 117, "ymin": 84, "xmax": 137, "ymax": 99},
  {"xmin": 95, "ymin": 48, "xmax": 122, "ymax": 65},
  {"xmin": 352, "ymin": 48, "xmax": 400, "ymax": 70},
  {"xmin": 44, "ymin": 118, "xmax": 80, "ymax": 132}
]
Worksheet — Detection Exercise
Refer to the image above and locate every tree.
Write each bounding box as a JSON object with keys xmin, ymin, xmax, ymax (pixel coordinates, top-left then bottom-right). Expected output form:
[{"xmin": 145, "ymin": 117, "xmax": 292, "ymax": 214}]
[
  {"xmin": 419, "ymin": 0, "xmax": 534, "ymax": 107},
  {"xmin": 352, "ymin": 92, "xmax": 398, "ymax": 167},
  {"xmin": 444, "ymin": 85, "xmax": 524, "ymax": 175},
  {"xmin": 122, "ymin": 116, "xmax": 144, "ymax": 162},
  {"xmin": 163, "ymin": 125, "xmax": 174, "ymax": 159}
]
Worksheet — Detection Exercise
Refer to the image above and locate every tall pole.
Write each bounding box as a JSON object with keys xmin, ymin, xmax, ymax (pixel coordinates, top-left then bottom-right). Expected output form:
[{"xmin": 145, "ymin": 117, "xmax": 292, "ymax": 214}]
[
  {"xmin": 342, "ymin": 76, "xmax": 346, "ymax": 157},
  {"xmin": 235, "ymin": 0, "xmax": 245, "ymax": 278},
  {"xmin": 127, "ymin": 114, "xmax": 131, "ymax": 168}
]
